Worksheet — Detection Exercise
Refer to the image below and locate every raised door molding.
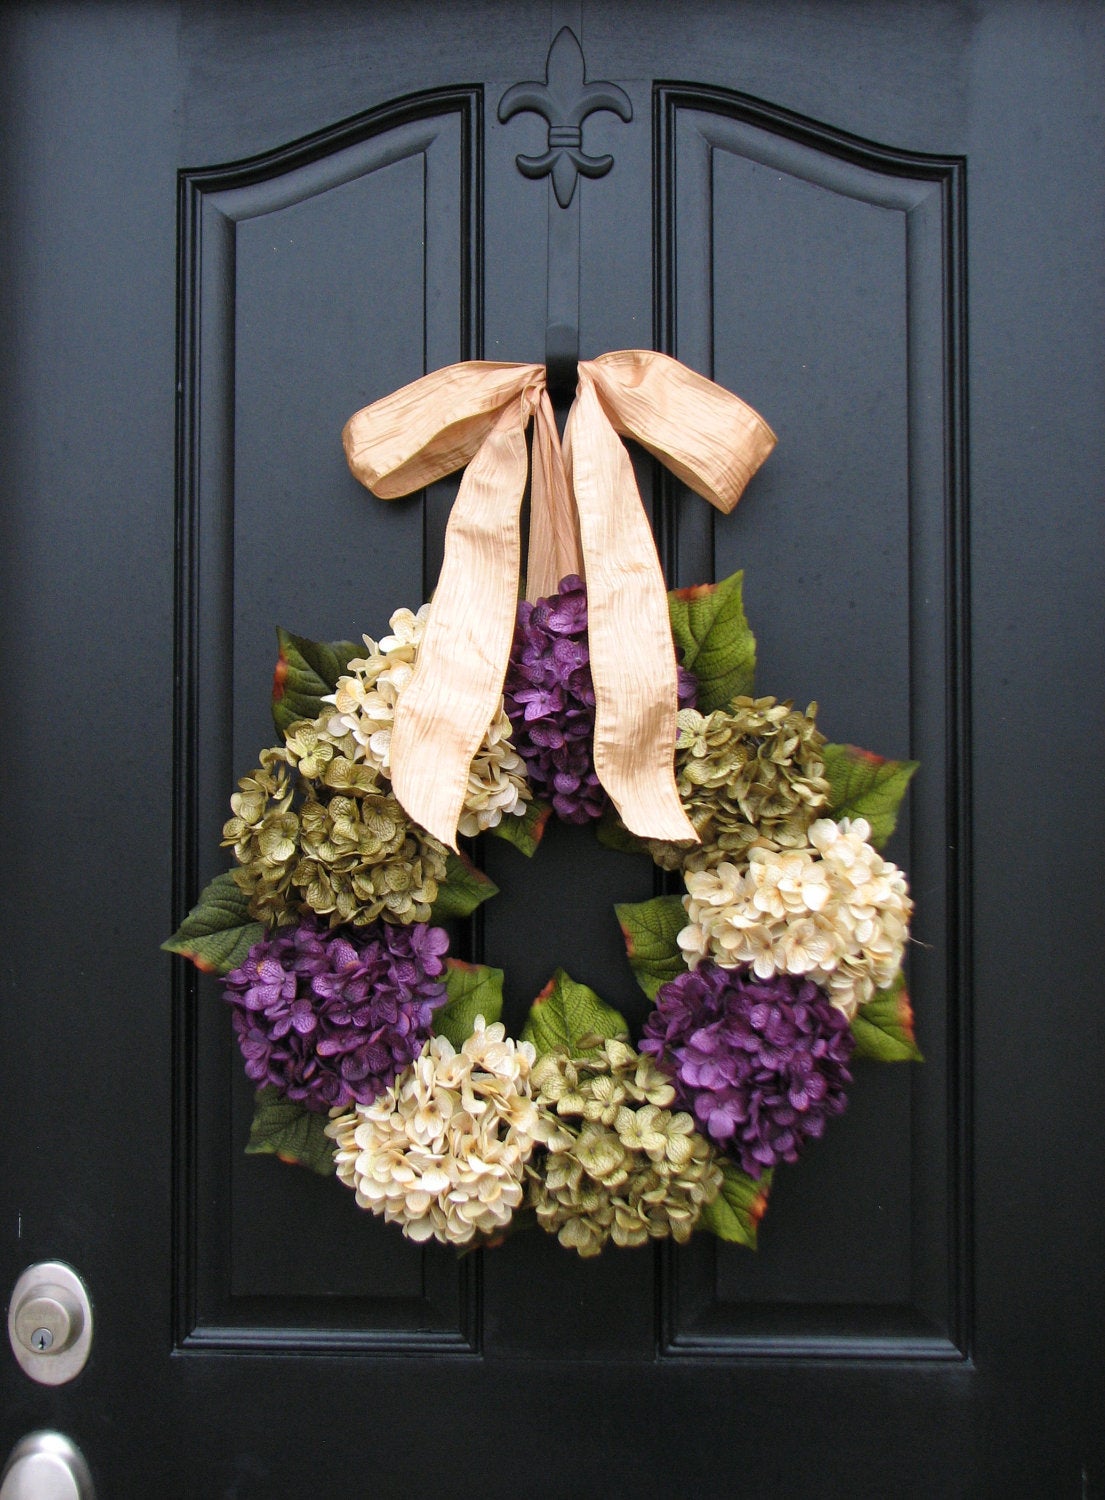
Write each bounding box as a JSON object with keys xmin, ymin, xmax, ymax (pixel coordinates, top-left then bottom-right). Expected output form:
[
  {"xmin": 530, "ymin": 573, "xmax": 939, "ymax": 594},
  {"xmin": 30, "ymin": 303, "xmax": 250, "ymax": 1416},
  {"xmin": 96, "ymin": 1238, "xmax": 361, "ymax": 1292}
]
[
  {"xmin": 174, "ymin": 89, "xmax": 482, "ymax": 1354},
  {"xmin": 654, "ymin": 85, "xmax": 969, "ymax": 1362}
]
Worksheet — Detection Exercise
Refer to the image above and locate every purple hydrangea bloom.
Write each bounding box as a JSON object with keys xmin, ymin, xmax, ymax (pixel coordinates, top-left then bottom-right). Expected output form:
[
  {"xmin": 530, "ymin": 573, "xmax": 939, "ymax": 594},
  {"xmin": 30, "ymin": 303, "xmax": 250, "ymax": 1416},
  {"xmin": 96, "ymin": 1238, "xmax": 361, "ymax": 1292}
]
[
  {"xmin": 223, "ymin": 917, "xmax": 449, "ymax": 1112},
  {"xmin": 503, "ymin": 575, "xmax": 696, "ymax": 824},
  {"xmin": 640, "ymin": 963, "xmax": 854, "ymax": 1178}
]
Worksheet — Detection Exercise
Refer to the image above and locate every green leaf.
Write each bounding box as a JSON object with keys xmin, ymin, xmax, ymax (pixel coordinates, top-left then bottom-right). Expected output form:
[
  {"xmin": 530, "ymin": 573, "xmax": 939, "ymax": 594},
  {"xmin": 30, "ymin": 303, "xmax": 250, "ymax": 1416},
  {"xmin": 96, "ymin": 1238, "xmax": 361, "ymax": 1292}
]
[
  {"xmin": 245, "ymin": 1087, "xmax": 336, "ymax": 1176},
  {"xmin": 162, "ymin": 871, "xmax": 264, "ymax": 976},
  {"xmin": 698, "ymin": 1161, "xmax": 772, "ymax": 1248},
  {"xmin": 822, "ymin": 743, "xmax": 919, "ymax": 849},
  {"xmin": 520, "ymin": 969, "xmax": 629, "ymax": 1057},
  {"xmin": 614, "ymin": 895, "xmax": 688, "ymax": 998},
  {"xmin": 486, "ymin": 799, "xmax": 552, "ymax": 858},
  {"xmin": 435, "ymin": 960, "xmax": 505, "ymax": 1047},
  {"xmin": 668, "ymin": 570, "xmax": 757, "ymax": 713},
  {"xmin": 272, "ymin": 627, "xmax": 361, "ymax": 737},
  {"xmin": 850, "ymin": 972, "xmax": 923, "ymax": 1062},
  {"xmin": 429, "ymin": 850, "xmax": 500, "ymax": 920},
  {"xmin": 594, "ymin": 804, "xmax": 650, "ymax": 856}
]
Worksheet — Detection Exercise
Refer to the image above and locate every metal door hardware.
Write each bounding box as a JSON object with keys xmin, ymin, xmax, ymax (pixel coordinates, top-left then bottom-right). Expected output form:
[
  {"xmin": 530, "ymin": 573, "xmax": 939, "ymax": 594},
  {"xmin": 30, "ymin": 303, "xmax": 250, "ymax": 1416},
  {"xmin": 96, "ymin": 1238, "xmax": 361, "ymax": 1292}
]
[
  {"xmin": 7, "ymin": 1264, "xmax": 92, "ymax": 1386},
  {"xmin": 0, "ymin": 1432, "xmax": 95, "ymax": 1500},
  {"xmin": 499, "ymin": 27, "xmax": 632, "ymax": 207}
]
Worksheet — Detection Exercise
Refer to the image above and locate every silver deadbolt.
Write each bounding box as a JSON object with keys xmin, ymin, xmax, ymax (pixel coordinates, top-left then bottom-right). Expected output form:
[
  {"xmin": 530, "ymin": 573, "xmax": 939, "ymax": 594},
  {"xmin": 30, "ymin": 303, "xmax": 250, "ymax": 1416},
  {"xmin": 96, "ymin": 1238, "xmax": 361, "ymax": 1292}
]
[
  {"xmin": 0, "ymin": 1432, "xmax": 95, "ymax": 1500},
  {"xmin": 7, "ymin": 1264, "xmax": 92, "ymax": 1386}
]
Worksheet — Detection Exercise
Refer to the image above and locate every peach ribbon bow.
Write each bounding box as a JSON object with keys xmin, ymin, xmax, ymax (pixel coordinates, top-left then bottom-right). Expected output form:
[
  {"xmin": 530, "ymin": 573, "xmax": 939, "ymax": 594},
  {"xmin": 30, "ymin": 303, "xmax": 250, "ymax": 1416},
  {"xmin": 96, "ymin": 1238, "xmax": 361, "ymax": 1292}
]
[{"xmin": 342, "ymin": 351, "xmax": 776, "ymax": 851}]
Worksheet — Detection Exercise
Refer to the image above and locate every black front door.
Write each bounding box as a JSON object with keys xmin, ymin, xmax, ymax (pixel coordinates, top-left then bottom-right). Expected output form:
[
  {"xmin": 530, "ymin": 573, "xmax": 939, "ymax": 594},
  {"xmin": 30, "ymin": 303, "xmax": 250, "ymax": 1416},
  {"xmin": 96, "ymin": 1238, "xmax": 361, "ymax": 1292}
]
[{"xmin": 1, "ymin": 4, "xmax": 1102, "ymax": 1495}]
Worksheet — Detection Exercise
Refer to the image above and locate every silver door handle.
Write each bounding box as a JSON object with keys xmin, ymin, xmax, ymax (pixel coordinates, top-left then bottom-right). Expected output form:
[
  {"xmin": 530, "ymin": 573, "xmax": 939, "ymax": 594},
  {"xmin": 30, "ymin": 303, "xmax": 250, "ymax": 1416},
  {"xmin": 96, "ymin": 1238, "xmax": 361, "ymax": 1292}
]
[{"xmin": 0, "ymin": 1433, "xmax": 95, "ymax": 1500}]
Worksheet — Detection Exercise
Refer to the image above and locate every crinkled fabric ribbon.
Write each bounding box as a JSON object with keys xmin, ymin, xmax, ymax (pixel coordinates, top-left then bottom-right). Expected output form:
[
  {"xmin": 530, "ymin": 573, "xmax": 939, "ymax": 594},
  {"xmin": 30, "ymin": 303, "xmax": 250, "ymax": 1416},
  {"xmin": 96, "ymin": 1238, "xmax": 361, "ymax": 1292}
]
[{"xmin": 342, "ymin": 352, "xmax": 776, "ymax": 851}]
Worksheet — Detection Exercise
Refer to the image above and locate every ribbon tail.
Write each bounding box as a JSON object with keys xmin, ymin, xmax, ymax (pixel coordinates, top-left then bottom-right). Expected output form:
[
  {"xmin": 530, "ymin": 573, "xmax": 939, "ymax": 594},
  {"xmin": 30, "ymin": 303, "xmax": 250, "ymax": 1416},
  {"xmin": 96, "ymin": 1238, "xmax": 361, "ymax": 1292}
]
[
  {"xmin": 390, "ymin": 399, "xmax": 531, "ymax": 850},
  {"xmin": 567, "ymin": 379, "xmax": 698, "ymax": 844},
  {"xmin": 525, "ymin": 391, "xmax": 581, "ymax": 602}
]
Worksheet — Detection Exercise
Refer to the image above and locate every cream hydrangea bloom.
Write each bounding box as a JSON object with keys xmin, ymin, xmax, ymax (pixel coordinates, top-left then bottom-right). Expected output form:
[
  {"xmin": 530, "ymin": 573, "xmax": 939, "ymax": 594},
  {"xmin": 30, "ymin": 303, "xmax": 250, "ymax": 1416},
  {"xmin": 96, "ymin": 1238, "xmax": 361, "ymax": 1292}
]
[
  {"xmin": 325, "ymin": 1017, "xmax": 541, "ymax": 1246},
  {"xmin": 324, "ymin": 604, "xmax": 531, "ymax": 835},
  {"xmin": 677, "ymin": 817, "xmax": 912, "ymax": 1018}
]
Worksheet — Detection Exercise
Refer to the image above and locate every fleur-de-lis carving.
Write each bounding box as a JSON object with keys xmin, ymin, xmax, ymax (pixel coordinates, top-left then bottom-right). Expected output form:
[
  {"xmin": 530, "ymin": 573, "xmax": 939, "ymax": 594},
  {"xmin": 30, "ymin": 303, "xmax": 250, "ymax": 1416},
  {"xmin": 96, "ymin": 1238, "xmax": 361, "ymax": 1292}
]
[{"xmin": 498, "ymin": 27, "xmax": 632, "ymax": 208}]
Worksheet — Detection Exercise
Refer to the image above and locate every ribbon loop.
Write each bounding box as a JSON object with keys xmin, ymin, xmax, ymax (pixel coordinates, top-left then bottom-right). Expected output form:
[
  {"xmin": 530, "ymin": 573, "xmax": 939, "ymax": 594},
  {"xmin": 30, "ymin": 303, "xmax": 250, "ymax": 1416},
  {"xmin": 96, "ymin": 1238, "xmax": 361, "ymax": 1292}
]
[
  {"xmin": 343, "ymin": 362, "xmax": 544, "ymax": 498},
  {"xmin": 342, "ymin": 352, "xmax": 775, "ymax": 851},
  {"xmin": 584, "ymin": 350, "xmax": 778, "ymax": 514}
]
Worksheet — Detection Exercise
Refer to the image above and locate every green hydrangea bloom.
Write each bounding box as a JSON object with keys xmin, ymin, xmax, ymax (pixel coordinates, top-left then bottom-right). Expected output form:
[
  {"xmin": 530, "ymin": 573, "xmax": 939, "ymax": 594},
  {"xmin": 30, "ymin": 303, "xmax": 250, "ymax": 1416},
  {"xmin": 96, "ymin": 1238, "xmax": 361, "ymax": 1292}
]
[
  {"xmin": 649, "ymin": 695, "xmax": 830, "ymax": 873},
  {"xmin": 221, "ymin": 717, "xmax": 448, "ymax": 929},
  {"xmin": 526, "ymin": 1040, "xmax": 723, "ymax": 1258}
]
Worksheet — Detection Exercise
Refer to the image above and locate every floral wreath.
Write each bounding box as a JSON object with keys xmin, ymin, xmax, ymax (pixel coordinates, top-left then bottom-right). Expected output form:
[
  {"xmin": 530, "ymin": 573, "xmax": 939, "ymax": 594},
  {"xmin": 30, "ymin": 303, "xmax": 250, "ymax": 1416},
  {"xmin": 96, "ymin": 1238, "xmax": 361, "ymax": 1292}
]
[{"xmin": 165, "ymin": 355, "xmax": 920, "ymax": 1259}]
